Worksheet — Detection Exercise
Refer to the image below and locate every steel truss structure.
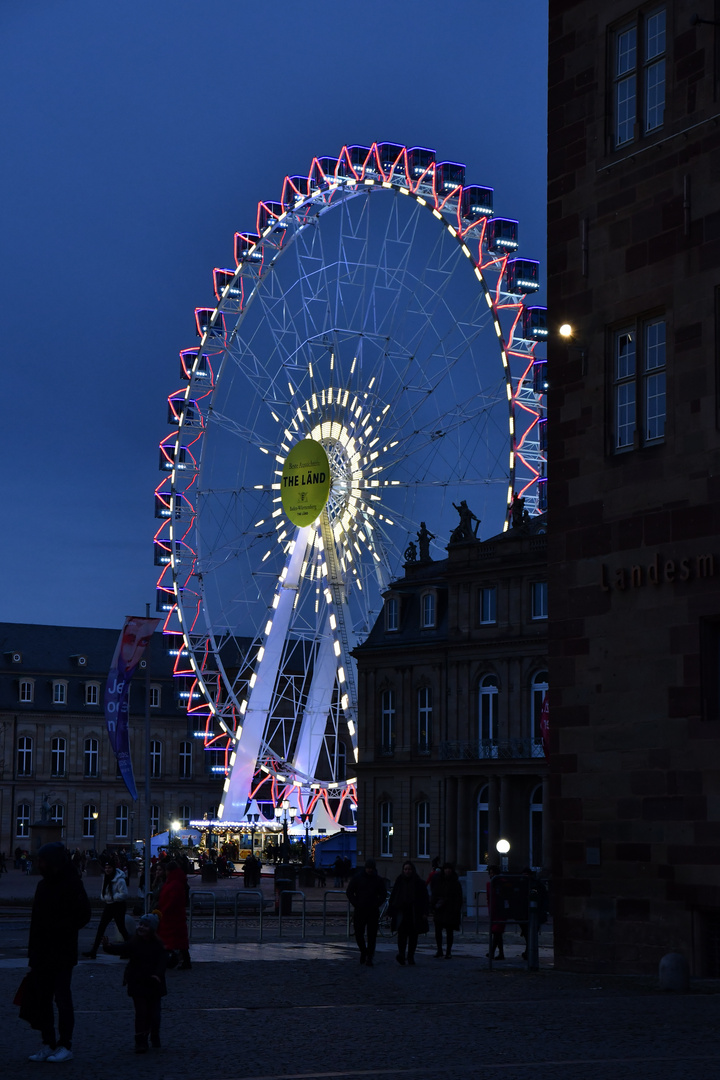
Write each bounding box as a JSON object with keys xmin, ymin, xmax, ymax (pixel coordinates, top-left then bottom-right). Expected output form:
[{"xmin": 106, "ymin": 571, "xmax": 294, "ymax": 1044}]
[{"xmin": 154, "ymin": 143, "xmax": 546, "ymax": 826}]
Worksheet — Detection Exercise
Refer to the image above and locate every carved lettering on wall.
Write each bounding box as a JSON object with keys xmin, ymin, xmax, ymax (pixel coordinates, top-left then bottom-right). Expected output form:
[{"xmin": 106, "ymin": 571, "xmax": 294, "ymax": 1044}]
[{"xmin": 601, "ymin": 553, "xmax": 714, "ymax": 591}]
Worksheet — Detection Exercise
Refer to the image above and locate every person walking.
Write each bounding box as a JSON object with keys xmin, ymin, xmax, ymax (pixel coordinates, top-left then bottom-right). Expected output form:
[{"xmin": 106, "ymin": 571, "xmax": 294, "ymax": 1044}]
[
  {"xmin": 102, "ymin": 913, "xmax": 168, "ymax": 1052},
  {"xmin": 157, "ymin": 861, "xmax": 191, "ymax": 970},
  {"xmin": 24, "ymin": 842, "xmax": 92, "ymax": 1062},
  {"xmin": 429, "ymin": 862, "xmax": 463, "ymax": 958},
  {"xmin": 346, "ymin": 859, "xmax": 387, "ymax": 967},
  {"xmin": 388, "ymin": 861, "xmax": 429, "ymax": 966},
  {"xmin": 83, "ymin": 859, "xmax": 130, "ymax": 959},
  {"xmin": 486, "ymin": 864, "xmax": 508, "ymax": 960}
]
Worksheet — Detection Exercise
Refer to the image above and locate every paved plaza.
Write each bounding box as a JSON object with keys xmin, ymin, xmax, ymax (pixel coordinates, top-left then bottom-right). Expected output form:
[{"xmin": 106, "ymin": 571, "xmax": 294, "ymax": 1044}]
[{"xmin": 2, "ymin": 869, "xmax": 719, "ymax": 1079}]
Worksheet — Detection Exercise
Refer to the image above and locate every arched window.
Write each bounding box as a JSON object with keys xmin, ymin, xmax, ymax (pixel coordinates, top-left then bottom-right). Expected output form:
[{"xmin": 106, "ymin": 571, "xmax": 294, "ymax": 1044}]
[
  {"xmin": 53, "ymin": 681, "xmax": 67, "ymax": 705},
  {"xmin": 50, "ymin": 803, "xmax": 65, "ymax": 828},
  {"xmin": 380, "ymin": 690, "xmax": 395, "ymax": 753},
  {"xmin": 51, "ymin": 736, "xmax": 66, "ymax": 777},
  {"xmin": 179, "ymin": 740, "xmax": 192, "ymax": 779},
  {"xmin": 479, "ymin": 676, "xmax": 499, "ymax": 751},
  {"xmin": 385, "ymin": 596, "xmax": 399, "ymax": 632},
  {"xmin": 115, "ymin": 805, "xmax": 129, "ymax": 838},
  {"xmin": 421, "ymin": 591, "xmax": 436, "ymax": 628},
  {"xmin": 416, "ymin": 801, "xmax": 430, "ymax": 859},
  {"xmin": 16, "ymin": 802, "xmax": 31, "ymax": 838},
  {"xmin": 379, "ymin": 801, "xmax": 393, "ymax": 857},
  {"xmin": 529, "ymin": 784, "xmax": 543, "ymax": 870},
  {"xmin": 477, "ymin": 785, "xmax": 489, "ymax": 868},
  {"xmin": 150, "ymin": 740, "xmax": 162, "ymax": 778},
  {"xmin": 84, "ymin": 737, "xmax": 99, "ymax": 777},
  {"xmin": 179, "ymin": 804, "xmax": 192, "ymax": 828},
  {"xmin": 417, "ymin": 686, "xmax": 432, "ymax": 752},
  {"xmin": 531, "ymin": 670, "xmax": 549, "ymax": 744}
]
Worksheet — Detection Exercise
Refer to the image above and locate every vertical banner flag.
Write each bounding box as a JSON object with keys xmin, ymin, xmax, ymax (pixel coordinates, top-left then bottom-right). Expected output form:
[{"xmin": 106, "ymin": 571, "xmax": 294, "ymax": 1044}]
[
  {"xmin": 104, "ymin": 616, "xmax": 159, "ymax": 800},
  {"xmin": 540, "ymin": 691, "xmax": 550, "ymax": 761}
]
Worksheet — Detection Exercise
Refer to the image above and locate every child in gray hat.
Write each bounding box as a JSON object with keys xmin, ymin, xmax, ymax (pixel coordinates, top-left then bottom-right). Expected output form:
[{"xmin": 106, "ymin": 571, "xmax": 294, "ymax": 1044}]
[{"xmin": 102, "ymin": 913, "xmax": 168, "ymax": 1052}]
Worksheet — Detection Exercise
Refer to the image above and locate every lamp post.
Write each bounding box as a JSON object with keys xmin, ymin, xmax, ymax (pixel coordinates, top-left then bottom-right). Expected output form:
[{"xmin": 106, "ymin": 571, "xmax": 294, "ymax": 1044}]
[
  {"xmin": 496, "ymin": 838, "xmax": 510, "ymax": 873},
  {"xmin": 299, "ymin": 812, "xmax": 312, "ymax": 863},
  {"xmin": 247, "ymin": 812, "xmax": 260, "ymax": 854},
  {"xmin": 274, "ymin": 800, "xmax": 296, "ymax": 862}
]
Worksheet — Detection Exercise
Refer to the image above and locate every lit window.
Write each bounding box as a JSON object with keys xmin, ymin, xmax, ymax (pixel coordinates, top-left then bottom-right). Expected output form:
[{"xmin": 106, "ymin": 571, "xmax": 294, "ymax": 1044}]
[
  {"xmin": 16, "ymin": 802, "xmax": 31, "ymax": 837},
  {"xmin": 421, "ymin": 592, "xmax": 436, "ymax": 628},
  {"xmin": 84, "ymin": 737, "xmax": 99, "ymax": 777},
  {"xmin": 416, "ymin": 801, "xmax": 430, "ymax": 859},
  {"xmin": 479, "ymin": 586, "xmax": 497, "ymax": 625},
  {"xmin": 385, "ymin": 596, "xmax": 399, "ymax": 632},
  {"xmin": 380, "ymin": 801, "xmax": 393, "ymax": 857},
  {"xmin": 85, "ymin": 682, "xmax": 100, "ymax": 706},
  {"xmin": 531, "ymin": 582, "xmax": 548, "ymax": 621},
  {"xmin": 613, "ymin": 319, "xmax": 666, "ymax": 450},
  {"xmin": 381, "ymin": 690, "xmax": 395, "ymax": 753},
  {"xmin": 17, "ymin": 736, "xmax": 33, "ymax": 776},
  {"xmin": 19, "ymin": 680, "xmax": 34, "ymax": 704},
  {"xmin": 417, "ymin": 687, "xmax": 432, "ymax": 752},
  {"xmin": 53, "ymin": 681, "xmax": 67, "ymax": 705},
  {"xmin": 179, "ymin": 740, "xmax": 192, "ymax": 779},
  {"xmin": 613, "ymin": 9, "xmax": 665, "ymax": 148},
  {"xmin": 51, "ymin": 736, "xmax": 66, "ymax": 777},
  {"xmin": 115, "ymin": 805, "xmax": 129, "ymax": 838},
  {"xmin": 479, "ymin": 676, "xmax": 499, "ymax": 745},
  {"xmin": 150, "ymin": 685, "xmax": 161, "ymax": 708}
]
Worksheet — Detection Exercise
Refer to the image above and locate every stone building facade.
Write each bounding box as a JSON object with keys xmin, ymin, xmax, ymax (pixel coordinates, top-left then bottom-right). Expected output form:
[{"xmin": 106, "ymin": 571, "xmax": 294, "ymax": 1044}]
[
  {"xmin": 548, "ymin": 0, "xmax": 720, "ymax": 973},
  {"xmin": 0, "ymin": 623, "xmax": 223, "ymax": 855},
  {"xmin": 354, "ymin": 518, "xmax": 549, "ymax": 882}
]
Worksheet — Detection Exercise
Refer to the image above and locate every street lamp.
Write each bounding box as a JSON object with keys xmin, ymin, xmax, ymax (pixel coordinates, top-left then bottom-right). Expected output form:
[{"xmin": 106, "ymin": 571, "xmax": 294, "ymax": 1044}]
[
  {"xmin": 274, "ymin": 800, "xmax": 296, "ymax": 861},
  {"xmin": 496, "ymin": 837, "xmax": 510, "ymax": 873},
  {"xmin": 247, "ymin": 812, "xmax": 260, "ymax": 853},
  {"xmin": 299, "ymin": 812, "xmax": 312, "ymax": 863}
]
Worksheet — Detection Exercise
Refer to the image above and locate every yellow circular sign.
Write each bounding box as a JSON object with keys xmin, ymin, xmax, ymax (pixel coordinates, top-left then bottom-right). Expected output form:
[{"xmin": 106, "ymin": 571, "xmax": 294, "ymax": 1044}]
[{"xmin": 280, "ymin": 439, "xmax": 331, "ymax": 526}]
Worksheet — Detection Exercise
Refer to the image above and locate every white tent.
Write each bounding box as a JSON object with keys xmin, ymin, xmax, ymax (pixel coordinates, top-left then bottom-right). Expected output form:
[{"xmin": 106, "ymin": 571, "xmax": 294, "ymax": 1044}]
[{"xmin": 150, "ymin": 828, "xmax": 201, "ymax": 854}]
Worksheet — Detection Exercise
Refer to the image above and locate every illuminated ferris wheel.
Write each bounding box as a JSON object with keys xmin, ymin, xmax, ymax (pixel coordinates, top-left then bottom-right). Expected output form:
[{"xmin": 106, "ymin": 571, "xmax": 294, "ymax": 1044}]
[{"xmin": 154, "ymin": 142, "xmax": 546, "ymax": 827}]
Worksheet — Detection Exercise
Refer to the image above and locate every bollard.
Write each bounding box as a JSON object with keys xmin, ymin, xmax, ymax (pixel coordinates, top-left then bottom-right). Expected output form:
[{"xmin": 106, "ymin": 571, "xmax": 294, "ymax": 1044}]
[{"xmin": 659, "ymin": 952, "xmax": 690, "ymax": 992}]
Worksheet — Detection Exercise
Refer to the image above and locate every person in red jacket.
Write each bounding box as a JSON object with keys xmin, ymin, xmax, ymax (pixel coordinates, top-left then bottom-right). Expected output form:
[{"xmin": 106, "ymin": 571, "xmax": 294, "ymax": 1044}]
[{"xmin": 156, "ymin": 862, "xmax": 191, "ymax": 970}]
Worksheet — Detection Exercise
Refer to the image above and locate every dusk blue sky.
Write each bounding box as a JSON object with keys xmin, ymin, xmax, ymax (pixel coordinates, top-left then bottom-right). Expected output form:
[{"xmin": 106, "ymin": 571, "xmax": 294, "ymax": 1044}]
[{"xmin": 2, "ymin": 1, "xmax": 548, "ymax": 629}]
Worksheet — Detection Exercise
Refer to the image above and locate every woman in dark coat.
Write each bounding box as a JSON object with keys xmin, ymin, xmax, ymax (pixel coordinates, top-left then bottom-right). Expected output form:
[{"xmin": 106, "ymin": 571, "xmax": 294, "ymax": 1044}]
[
  {"xmin": 157, "ymin": 861, "xmax": 191, "ymax": 969},
  {"xmin": 430, "ymin": 862, "xmax": 463, "ymax": 959},
  {"xmin": 388, "ymin": 860, "xmax": 429, "ymax": 966}
]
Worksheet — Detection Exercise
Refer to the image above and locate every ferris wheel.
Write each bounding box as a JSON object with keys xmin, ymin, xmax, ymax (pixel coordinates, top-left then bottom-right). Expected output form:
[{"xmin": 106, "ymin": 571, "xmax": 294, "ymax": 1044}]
[{"xmin": 154, "ymin": 143, "xmax": 546, "ymax": 826}]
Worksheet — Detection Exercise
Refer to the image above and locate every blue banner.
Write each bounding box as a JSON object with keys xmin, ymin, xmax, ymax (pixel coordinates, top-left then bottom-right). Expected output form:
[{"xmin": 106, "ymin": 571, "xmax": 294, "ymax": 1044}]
[{"xmin": 104, "ymin": 616, "xmax": 159, "ymax": 801}]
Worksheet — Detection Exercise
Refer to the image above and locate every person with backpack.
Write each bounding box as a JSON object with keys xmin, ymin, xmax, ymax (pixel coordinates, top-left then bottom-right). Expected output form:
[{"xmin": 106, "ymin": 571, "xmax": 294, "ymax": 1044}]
[
  {"xmin": 83, "ymin": 858, "xmax": 130, "ymax": 959},
  {"xmin": 429, "ymin": 862, "xmax": 463, "ymax": 959}
]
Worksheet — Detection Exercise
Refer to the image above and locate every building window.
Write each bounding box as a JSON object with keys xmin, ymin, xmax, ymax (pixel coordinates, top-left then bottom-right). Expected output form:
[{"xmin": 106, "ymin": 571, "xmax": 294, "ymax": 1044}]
[
  {"xmin": 417, "ymin": 686, "xmax": 432, "ymax": 752},
  {"xmin": 84, "ymin": 737, "xmax": 99, "ymax": 777},
  {"xmin": 380, "ymin": 690, "xmax": 395, "ymax": 753},
  {"xmin": 179, "ymin": 804, "xmax": 191, "ymax": 827},
  {"xmin": 421, "ymin": 592, "xmax": 436, "ymax": 628},
  {"xmin": 16, "ymin": 802, "xmax": 31, "ymax": 838},
  {"xmin": 531, "ymin": 581, "xmax": 548, "ymax": 620},
  {"xmin": 179, "ymin": 740, "xmax": 192, "ymax": 779},
  {"xmin": 150, "ymin": 740, "xmax": 162, "ymax": 779},
  {"xmin": 479, "ymin": 675, "xmax": 499, "ymax": 745},
  {"xmin": 530, "ymin": 785, "xmax": 544, "ymax": 870},
  {"xmin": 532, "ymin": 671, "xmax": 549, "ymax": 743},
  {"xmin": 479, "ymin": 586, "xmax": 497, "ymax": 625},
  {"xmin": 51, "ymin": 736, "xmax": 66, "ymax": 777},
  {"xmin": 379, "ymin": 801, "xmax": 393, "ymax": 857},
  {"xmin": 150, "ymin": 804, "xmax": 160, "ymax": 835},
  {"xmin": 85, "ymin": 682, "xmax": 100, "ymax": 706},
  {"xmin": 613, "ymin": 8, "xmax": 666, "ymax": 148},
  {"xmin": 52, "ymin": 681, "xmax": 67, "ymax": 705},
  {"xmin": 477, "ymin": 786, "xmax": 489, "ymax": 868},
  {"xmin": 416, "ymin": 801, "xmax": 430, "ymax": 859},
  {"xmin": 207, "ymin": 804, "xmax": 219, "ymax": 821},
  {"xmin": 50, "ymin": 803, "xmax": 65, "ymax": 828},
  {"xmin": 82, "ymin": 804, "xmax": 97, "ymax": 839},
  {"xmin": 150, "ymin": 685, "xmax": 161, "ymax": 708},
  {"xmin": 613, "ymin": 320, "xmax": 666, "ymax": 450},
  {"xmin": 19, "ymin": 680, "xmax": 34, "ymax": 703},
  {"xmin": 115, "ymin": 805, "xmax": 129, "ymax": 838},
  {"xmin": 385, "ymin": 596, "xmax": 399, "ymax": 632},
  {"xmin": 17, "ymin": 736, "xmax": 33, "ymax": 776}
]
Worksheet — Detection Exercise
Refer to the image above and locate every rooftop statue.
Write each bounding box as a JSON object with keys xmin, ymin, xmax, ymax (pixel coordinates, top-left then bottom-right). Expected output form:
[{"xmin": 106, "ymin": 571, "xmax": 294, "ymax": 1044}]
[{"xmin": 449, "ymin": 500, "xmax": 481, "ymax": 543}]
